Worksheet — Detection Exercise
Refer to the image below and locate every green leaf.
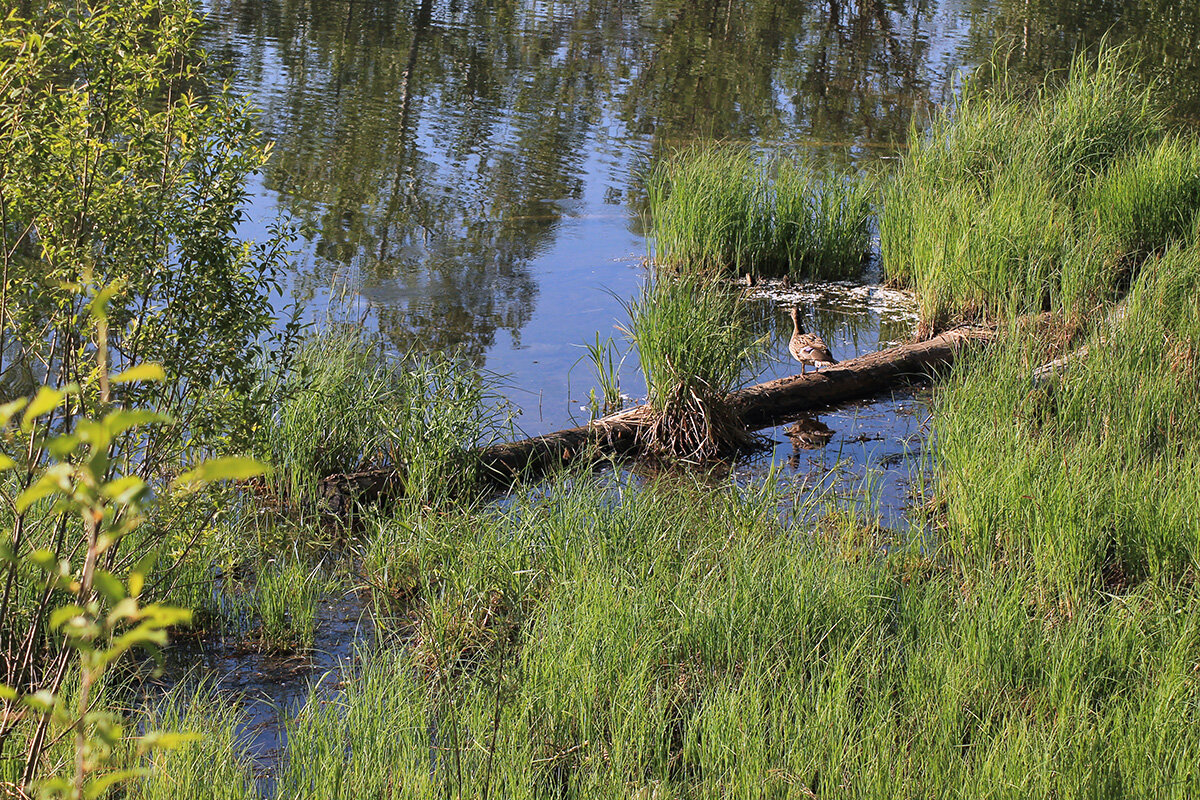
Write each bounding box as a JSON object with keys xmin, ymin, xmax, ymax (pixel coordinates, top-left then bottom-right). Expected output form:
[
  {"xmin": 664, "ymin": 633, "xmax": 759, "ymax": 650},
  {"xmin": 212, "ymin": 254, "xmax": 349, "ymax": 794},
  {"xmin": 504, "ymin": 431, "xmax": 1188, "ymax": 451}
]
[
  {"xmin": 110, "ymin": 363, "xmax": 167, "ymax": 384},
  {"xmin": 129, "ymin": 551, "xmax": 158, "ymax": 598},
  {"xmin": 84, "ymin": 768, "xmax": 147, "ymax": 799},
  {"xmin": 107, "ymin": 597, "xmax": 139, "ymax": 624},
  {"xmin": 103, "ymin": 624, "xmax": 168, "ymax": 666},
  {"xmin": 16, "ymin": 464, "xmax": 74, "ymax": 512},
  {"xmin": 0, "ymin": 398, "xmax": 28, "ymax": 427},
  {"xmin": 74, "ymin": 418, "xmax": 108, "ymax": 447},
  {"xmin": 22, "ymin": 690, "xmax": 55, "ymax": 712},
  {"xmin": 128, "ymin": 571, "xmax": 143, "ymax": 600},
  {"xmin": 139, "ymin": 730, "xmax": 202, "ymax": 752},
  {"xmin": 101, "ymin": 475, "xmax": 149, "ymax": 506},
  {"xmin": 0, "ymin": 453, "xmax": 17, "ymax": 471},
  {"xmin": 39, "ymin": 778, "xmax": 70, "ymax": 795},
  {"xmin": 141, "ymin": 604, "xmax": 193, "ymax": 628},
  {"xmin": 21, "ymin": 386, "xmax": 65, "ymax": 430},
  {"xmin": 93, "ymin": 570, "xmax": 126, "ymax": 603},
  {"xmin": 46, "ymin": 434, "xmax": 81, "ymax": 459},
  {"xmin": 173, "ymin": 456, "xmax": 270, "ymax": 492},
  {"xmin": 49, "ymin": 605, "xmax": 86, "ymax": 631},
  {"xmin": 0, "ymin": 684, "xmax": 18, "ymax": 701},
  {"xmin": 102, "ymin": 409, "xmax": 172, "ymax": 437},
  {"xmin": 26, "ymin": 549, "xmax": 58, "ymax": 573},
  {"xmin": 87, "ymin": 280, "xmax": 125, "ymax": 323}
]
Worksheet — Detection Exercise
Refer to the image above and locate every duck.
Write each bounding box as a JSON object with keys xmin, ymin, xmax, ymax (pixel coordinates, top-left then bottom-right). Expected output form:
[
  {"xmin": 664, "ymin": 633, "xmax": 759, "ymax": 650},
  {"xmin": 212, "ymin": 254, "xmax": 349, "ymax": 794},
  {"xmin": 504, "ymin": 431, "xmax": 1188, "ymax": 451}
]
[{"xmin": 788, "ymin": 307, "xmax": 836, "ymax": 374}]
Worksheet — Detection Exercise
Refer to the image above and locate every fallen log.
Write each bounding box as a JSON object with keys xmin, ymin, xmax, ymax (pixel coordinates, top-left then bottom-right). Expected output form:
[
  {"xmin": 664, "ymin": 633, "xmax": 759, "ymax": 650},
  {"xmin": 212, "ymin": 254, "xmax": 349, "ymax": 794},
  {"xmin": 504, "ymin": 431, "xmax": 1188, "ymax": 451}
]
[{"xmin": 318, "ymin": 324, "xmax": 995, "ymax": 511}]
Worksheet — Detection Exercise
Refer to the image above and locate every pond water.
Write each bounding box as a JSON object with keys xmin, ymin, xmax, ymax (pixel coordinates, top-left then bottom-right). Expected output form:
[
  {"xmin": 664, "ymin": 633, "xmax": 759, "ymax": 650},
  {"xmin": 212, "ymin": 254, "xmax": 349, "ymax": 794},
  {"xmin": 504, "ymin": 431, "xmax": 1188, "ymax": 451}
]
[
  {"xmin": 200, "ymin": 0, "xmax": 1200, "ymax": 449},
  {"xmin": 179, "ymin": 0, "xmax": 1200, "ymax": 777}
]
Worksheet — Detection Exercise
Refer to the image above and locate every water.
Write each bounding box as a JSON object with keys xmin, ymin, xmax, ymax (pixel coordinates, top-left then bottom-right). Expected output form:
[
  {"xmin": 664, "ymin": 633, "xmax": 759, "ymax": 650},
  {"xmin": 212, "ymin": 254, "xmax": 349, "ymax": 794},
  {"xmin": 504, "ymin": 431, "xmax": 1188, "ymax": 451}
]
[
  {"xmin": 181, "ymin": 0, "xmax": 1200, "ymax": 774},
  {"xmin": 198, "ymin": 0, "xmax": 1200, "ymax": 441}
]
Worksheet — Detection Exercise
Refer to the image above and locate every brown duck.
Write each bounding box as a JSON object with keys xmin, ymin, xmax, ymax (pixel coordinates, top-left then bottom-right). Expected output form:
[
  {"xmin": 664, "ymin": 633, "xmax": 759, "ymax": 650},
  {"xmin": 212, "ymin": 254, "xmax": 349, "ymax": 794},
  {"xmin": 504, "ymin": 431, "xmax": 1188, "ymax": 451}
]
[{"xmin": 788, "ymin": 307, "xmax": 837, "ymax": 374}]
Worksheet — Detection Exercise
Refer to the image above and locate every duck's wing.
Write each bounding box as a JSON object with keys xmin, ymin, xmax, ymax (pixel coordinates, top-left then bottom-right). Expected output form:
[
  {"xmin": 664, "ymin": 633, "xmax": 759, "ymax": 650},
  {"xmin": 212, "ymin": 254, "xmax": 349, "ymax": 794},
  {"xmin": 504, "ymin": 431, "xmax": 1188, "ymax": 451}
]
[{"xmin": 796, "ymin": 335, "xmax": 836, "ymax": 363}]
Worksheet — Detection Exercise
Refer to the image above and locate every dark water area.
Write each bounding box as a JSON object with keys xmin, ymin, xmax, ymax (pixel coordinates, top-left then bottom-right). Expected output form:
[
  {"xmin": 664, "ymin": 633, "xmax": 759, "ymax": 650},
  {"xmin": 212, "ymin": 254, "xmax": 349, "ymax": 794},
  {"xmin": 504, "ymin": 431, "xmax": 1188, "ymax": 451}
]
[{"xmin": 179, "ymin": 0, "xmax": 1200, "ymax": 768}]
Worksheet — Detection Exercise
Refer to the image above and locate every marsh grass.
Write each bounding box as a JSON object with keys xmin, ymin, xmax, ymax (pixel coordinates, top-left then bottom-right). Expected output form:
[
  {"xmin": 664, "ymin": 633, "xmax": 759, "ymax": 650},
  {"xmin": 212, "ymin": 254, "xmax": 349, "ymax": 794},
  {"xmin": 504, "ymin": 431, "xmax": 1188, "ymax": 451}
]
[
  {"xmin": 577, "ymin": 332, "xmax": 626, "ymax": 418},
  {"xmin": 130, "ymin": 682, "xmax": 256, "ymax": 800},
  {"xmin": 255, "ymin": 558, "xmax": 323, "ymax": 651},
  {"xmin": 881, "ymin": 46, "xmax": 1200, "ymax": 329},
  {"xmin": 620, "ymin": 276, "xmax": 769, "ymax": 460},
  {"xmin": 648, "ymin": 146, "xmax": 871, "ymax": 279},
  {"xmin": 260, "ymin": 328, "xmax": 509, "ymax": 509},
  {"xmin": 41, "ymin": 44, "xmax": 1200, "ymax": 800},
  {"xmin": 152, "ymin": 471, "xmax": 1200, "ymax": 798},
  {"xmin": 933, "ymin": 229, "xmax": 1200, "ymax": 599}
]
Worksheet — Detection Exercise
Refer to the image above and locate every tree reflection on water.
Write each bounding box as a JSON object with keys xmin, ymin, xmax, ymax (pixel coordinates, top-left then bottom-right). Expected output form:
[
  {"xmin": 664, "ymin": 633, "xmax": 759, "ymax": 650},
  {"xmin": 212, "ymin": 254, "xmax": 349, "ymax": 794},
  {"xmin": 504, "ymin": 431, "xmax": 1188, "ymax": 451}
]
[{"xmin": 201, "ymin": 0, "xmax": 1200, "ymax": 364}]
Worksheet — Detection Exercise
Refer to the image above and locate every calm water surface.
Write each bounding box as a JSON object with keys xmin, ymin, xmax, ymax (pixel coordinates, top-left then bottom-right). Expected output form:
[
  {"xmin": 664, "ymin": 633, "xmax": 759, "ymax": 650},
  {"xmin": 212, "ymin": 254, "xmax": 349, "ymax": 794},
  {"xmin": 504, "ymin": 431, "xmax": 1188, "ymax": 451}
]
[{"xmin": 202, "ymin": 0, "xmax": 1198, "ymax": 439}]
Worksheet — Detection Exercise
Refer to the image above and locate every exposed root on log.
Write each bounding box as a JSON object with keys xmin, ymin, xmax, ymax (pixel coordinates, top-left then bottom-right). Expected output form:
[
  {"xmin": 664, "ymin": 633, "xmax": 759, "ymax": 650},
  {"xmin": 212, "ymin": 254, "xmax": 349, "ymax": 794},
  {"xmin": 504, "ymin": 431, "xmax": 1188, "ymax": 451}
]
[{"xmin": 636, "ymin": 385, "xmax": 761, "ymax": 463}]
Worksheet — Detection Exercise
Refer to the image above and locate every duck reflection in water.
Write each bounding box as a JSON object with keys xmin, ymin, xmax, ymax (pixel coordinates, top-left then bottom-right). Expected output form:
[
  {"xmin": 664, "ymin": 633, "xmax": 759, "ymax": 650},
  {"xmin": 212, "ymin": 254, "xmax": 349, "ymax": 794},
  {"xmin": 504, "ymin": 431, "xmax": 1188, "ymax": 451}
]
[{"xmin": 785, "ymin": 414, "xmax": 835, "ymax": 468}]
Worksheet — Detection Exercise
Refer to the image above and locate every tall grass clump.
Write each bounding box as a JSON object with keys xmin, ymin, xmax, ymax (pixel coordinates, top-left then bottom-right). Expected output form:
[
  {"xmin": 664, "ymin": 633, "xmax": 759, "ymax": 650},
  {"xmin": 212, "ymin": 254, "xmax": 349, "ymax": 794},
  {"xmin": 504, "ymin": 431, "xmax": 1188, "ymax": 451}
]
[
  {"xmin": 933, "ymin": 228, "xmax": 1200, "ymax": 599},
  {"xmin": 255, "ymin": 559, "xmax": 323, "ymax": 650},
  {"xmin": 259, "ymin": 328, "xmax": 508, "ymax": 507},
  {"xmin": 131, "ymin": 683, "xmax": 256, "ymax": 800},
  {"xmin": 1087, "ymin": 135, "xmax": 1200, "ymax": 262},
  {"xmin": 881, "ymin": 45, "xmax": 1200, "ymax": 329},
  {"xmin": 648, "ymin": 146, "xmax": 871, "ymax": 279},
  {"xmin": 620, "ymin": 276, "xmax": 769, "ymax": 460}
]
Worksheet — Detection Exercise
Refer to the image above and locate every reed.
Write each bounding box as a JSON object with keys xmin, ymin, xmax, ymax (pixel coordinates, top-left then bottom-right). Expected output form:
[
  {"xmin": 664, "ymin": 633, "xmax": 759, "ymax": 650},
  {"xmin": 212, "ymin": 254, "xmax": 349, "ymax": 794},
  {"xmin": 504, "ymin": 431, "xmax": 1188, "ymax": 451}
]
[
  {"xmin": 647, "ymin": 146, "xmax": 870, "ymax": 279},
  {"xmin": 578, "ymin": 332, "xmax": 626, "ymax": 418},
  {"xmin": 880, "ymin": 46, "xmax": 1198, "ymax": 328},
  {"xmin": 255, "ymin": 558, "xmax": 322, "ymax": 651},
  {"xmin": 620, "ymin": 276, "xmax": 769, "ymax": 459},
  {"xmin": 1086, "ymin": 135, "xmax": 1200, "ymax": 260},
  {"xmin": 260, "ymin": 328, "xmax": 508, "ymax": 508}
]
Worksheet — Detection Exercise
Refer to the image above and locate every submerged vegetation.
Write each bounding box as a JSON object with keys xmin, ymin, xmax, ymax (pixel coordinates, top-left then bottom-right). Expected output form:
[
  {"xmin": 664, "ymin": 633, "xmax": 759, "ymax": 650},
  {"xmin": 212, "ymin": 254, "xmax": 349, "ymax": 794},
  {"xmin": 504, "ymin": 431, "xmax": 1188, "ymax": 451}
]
[
  {"xmin": 647, "ymin": 147, "xmax": 872, "ymax": 279},
  {"xmin": 3, "ymin": 0, "xmax": 1200, "ymax": 794}
]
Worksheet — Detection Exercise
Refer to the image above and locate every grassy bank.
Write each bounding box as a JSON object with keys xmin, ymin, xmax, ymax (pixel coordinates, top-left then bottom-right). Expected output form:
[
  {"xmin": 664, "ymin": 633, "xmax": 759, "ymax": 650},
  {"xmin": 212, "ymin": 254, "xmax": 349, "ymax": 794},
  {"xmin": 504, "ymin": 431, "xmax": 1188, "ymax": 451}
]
[
  {"xmin": 880, "ymin": 48, "xmax": 1200, "ymax": 329},
  {"xmin": 122, "ymin": 470, "xmax": 1200, "ymax": 798},
  {"xmin": 647, "ymin": 147, "xmax": 872, "ymax": 279},
  {"xmin": 933, "ymin": 225, "xmax": 1200, "ymax": 599}
]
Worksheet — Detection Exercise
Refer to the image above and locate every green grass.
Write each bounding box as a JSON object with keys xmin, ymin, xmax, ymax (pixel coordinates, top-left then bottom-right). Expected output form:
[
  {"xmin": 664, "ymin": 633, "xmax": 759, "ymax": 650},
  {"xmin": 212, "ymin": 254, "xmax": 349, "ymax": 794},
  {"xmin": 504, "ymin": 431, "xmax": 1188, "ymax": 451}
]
[
  {"xmin": 130, "ymin": 682, "xmax": 256, "ymax": 800},
  {"xmin": 619, "ymin": 276, "xmax": 769, "ymax": 459},
  {"xmin": 880, "ymin": 46, "xmax": 1200, "ymax": 329},
  {"xmin": 255, "ymin": 558, "xmax": 323, "ymax": 650},
  {"xmin": 259, "ymin": 327, "xmax": 510, "ymax": 508},
  {"xmin": 933, "ymin": 227, "xmax": 1200, "ymax": 599},
  {"xmin": 647, "ymin": 146, "xmax": 871, "ymax": 279},
  {"xmin": 136, "ymin": 470, "xmax": 1200, "ymax": 798}
]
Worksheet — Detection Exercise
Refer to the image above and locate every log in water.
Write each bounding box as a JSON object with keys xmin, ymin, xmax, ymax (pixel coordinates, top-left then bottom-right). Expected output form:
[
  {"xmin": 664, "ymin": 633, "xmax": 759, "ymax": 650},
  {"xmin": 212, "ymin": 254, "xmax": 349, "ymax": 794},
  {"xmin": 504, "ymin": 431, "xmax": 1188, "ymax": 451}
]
[{"xmin": 319, "ymin": 324, "xmax": 994, "ymax": 513}]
